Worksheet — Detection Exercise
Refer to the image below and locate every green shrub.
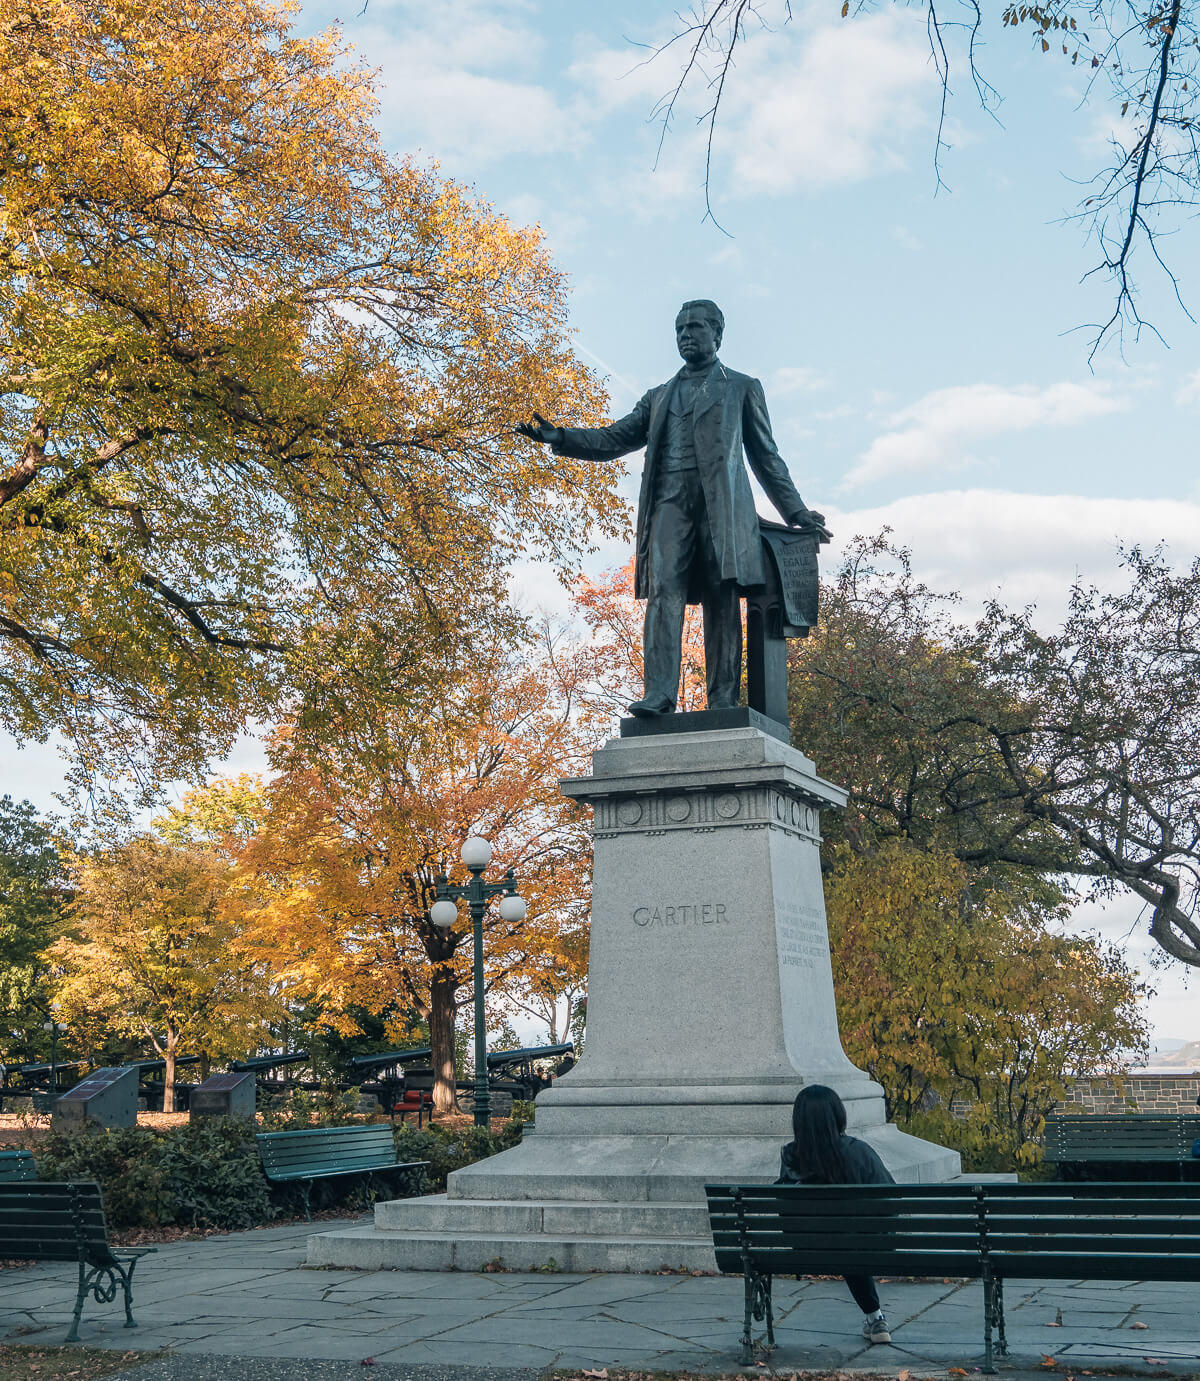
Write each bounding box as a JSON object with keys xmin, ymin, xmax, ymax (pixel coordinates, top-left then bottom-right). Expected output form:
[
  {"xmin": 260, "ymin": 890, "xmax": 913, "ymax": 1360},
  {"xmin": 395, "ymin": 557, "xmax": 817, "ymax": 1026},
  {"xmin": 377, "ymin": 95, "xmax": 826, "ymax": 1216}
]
[
  {"xmin": 35, "ymin": 1120, "xmax": 272, "ymax": 1230},
  {"xmin": 30, "ymin": 1101, "xmax": 527, "ymax": 1231},
  {"xmin": 899, "ymin": 1106, "xmax": 1046, "ymax": 1175},
  {"xmin": 154, "ymin": 1120, "xmax": 275, "ymax": 1228},
  {"xmin": 392, "ymin": 1116, "xmax": 525, "ymax": 1192}
]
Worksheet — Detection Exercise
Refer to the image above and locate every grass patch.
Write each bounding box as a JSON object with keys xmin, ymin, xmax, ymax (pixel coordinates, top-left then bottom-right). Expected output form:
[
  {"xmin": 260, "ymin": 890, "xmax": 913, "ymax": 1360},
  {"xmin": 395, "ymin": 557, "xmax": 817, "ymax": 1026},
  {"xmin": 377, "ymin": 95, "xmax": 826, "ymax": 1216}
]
[{"xmin": 0, "ymin": 1345, "xmax": 161, "ymax": 1381}]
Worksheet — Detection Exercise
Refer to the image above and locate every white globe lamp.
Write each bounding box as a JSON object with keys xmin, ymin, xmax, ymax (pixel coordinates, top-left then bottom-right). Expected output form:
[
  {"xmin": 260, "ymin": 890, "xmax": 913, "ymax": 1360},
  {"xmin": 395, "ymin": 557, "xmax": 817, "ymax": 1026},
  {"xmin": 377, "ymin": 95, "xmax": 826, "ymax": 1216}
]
[
  {"xmin": 498, "ymin": 893, "xmax": 527, "ymax": 922},
  {"xmin": 460, "ymin": 835, "xmax": 492, "ymax": 870},
  {"xmin": 429, "ymin": 899, "xmax": 458, "ymax": 929}
]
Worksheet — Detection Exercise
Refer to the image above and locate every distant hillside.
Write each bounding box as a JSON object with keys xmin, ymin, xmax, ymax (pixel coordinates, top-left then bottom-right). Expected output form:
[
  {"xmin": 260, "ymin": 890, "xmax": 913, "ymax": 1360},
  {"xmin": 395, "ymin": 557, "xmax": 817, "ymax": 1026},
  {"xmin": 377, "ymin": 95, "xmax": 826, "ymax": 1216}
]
[{"xmin": 1137, "ymin": 1039, "xmax": 1200, "ymax": 1070}]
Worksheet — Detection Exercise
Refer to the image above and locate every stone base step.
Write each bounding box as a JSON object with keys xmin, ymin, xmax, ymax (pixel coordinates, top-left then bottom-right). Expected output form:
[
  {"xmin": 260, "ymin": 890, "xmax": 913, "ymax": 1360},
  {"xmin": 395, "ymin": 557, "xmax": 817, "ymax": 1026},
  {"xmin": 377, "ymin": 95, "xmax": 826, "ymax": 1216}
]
[
  {"xmin": 374, "ymin": 1194, "xmax": 710, "ymax": 1238},
  {"xmin": 306, "ymin": 1224, "xmax": 717, "ymax": 1274}
]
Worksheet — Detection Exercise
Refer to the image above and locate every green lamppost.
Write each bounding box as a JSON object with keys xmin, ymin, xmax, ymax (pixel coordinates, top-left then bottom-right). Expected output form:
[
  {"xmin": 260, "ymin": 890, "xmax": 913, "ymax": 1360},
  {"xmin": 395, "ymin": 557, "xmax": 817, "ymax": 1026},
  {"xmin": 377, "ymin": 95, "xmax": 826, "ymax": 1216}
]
[
  {"xmin": 42, "ymin": 1009, "xmax": 67, "ymax": 1094},
  {"xmin": 429, "ymin": 836, "xmax": 526, "ymax": 1128}
]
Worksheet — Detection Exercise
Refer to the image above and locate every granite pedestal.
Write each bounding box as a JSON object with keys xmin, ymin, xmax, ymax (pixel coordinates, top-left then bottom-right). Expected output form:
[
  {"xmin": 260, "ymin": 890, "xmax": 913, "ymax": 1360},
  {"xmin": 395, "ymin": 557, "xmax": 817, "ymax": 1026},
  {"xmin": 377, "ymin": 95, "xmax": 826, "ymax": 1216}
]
[{"xmin": 309, "ymin": 726, "xmax": 958, "ymax": 1273}]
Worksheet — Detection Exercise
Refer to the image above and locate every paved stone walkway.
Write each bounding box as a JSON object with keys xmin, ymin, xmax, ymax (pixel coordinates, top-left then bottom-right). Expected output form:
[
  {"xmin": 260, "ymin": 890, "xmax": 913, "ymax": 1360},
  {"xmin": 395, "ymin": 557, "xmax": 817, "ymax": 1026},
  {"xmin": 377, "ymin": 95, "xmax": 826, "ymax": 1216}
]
[{"xmin": 2, "ymin": 1217, "xmax": 1198, "ymax": 1376}]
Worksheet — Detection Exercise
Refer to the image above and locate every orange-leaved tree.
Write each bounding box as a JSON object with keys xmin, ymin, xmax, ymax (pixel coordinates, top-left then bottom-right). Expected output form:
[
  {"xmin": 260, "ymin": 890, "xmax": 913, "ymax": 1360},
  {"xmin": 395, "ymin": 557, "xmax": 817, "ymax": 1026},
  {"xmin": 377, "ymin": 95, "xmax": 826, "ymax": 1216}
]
[
  {"xmin": 188, "ymin": 627, "xmax": 605, "ymax": 1112},
  {"xmin": 0, "ymin": 0, "xmax": 621, "ymax": 813},
  {"xmin": 573, "ymin": 558, "xmax": 707, "ymax": 717}
]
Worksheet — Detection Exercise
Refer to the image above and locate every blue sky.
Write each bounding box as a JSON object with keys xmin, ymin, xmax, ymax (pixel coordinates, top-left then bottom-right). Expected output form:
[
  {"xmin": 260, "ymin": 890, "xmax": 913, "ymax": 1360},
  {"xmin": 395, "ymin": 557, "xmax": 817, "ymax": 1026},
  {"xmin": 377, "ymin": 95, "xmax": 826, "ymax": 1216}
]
[
  {"xmin": 300, "ymin": 0, "xmax": 1199, "ymax": 1043},
  {"xmin": 5, "ymin": 0, "xmax": 1195, "ymax": 1040},
  {"xmin": 298, "ymin": 0, "xmax": 1197, "ymax": 622}
]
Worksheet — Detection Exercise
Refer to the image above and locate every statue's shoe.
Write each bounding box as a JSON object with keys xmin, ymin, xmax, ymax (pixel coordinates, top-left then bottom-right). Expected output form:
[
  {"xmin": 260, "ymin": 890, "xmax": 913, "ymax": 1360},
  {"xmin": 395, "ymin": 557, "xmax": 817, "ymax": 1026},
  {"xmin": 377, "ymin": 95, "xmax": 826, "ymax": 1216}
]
[{"xmin": 627, "ymin": 697, "xmax": 675, "ymax": 718}]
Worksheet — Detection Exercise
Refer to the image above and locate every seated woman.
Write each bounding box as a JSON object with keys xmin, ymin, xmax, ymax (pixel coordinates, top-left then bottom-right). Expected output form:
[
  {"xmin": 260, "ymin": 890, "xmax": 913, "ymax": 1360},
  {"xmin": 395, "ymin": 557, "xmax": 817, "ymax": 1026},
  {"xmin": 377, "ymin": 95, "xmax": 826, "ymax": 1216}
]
[{"xmin": 775, "ymin": 1083, "xmax": 895, "ymax": 1346}]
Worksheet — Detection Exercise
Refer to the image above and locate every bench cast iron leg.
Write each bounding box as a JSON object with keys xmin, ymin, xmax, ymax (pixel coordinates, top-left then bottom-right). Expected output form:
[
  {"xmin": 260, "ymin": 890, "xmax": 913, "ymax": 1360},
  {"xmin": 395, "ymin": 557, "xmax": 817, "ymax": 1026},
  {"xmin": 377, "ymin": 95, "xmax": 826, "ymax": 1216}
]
[
  {"xmin": 300, "ymin": 1180, "xmax": 312, "ymax": 1221},
  {"xmin": 763, "ymin": 1273, "xmax": 775, "ymax": 1348},
  {"xmin": 120, "ymin": 1257, "xmax": 140, "ymax": 1328},
  {"xmin": 995, "ymin": 1276, "xmax": 1007, "ymax": 1356},
  {"xmin": 67, "ymin": 1262, "xmax": 87, "ymax": 1345},
  {"xmin": 740, "ymin": 1269, "xmax": 773, "ymax": 1365},
  {"xmin": 66, "ymin": 1260, "xmax": 133, "ymax": 1343},
  {"xmin": 741, "ymin": 1271, "xmax": 755, "ymax": 1365},
  {"xmin": 982, "ymin": 1272, "xmax": 996, "ymax": 1375}
]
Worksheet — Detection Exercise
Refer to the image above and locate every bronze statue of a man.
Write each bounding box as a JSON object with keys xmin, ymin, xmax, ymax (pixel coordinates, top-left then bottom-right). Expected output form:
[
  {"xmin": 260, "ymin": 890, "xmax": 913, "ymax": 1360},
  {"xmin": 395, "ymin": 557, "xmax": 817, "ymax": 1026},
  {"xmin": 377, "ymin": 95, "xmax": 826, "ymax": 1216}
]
[{"xmin": 519, "ymin": 300, "xmax": 825, "ymax": 717}]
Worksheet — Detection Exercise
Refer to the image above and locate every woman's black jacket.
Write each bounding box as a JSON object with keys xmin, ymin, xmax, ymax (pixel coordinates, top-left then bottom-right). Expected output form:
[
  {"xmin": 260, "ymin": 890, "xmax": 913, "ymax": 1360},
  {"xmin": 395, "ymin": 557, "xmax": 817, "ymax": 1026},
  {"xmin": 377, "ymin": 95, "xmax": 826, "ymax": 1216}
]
[{"xmin": 776, "ymin": 1135, "xmax": 896, "ymax": 1185}]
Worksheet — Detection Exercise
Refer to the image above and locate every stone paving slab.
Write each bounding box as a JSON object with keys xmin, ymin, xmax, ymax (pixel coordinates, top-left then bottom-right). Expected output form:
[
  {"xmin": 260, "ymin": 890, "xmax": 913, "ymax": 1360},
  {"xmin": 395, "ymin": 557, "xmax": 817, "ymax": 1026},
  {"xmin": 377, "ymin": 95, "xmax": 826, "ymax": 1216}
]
[{"xmin": 3, "ymin": 1215, "xmax": 1200, "ymax": 1376}]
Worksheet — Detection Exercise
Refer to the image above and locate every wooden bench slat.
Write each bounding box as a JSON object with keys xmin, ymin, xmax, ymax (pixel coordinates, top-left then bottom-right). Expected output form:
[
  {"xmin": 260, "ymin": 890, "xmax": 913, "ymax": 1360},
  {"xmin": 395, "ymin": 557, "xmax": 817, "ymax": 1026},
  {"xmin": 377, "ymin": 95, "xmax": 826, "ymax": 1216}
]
[
  {"xmin": 990, "ymin": 1252, "xmax": 1200, "ymax": 1280},
  {"xmin": 0, "ymin": 1220, "xmax": 107, "ymax": 1242},
  {"xmin": 983, "ymin": 1214, "xmax": 1200, "ymax": 1235},
  {"xmin": 0, "ymin": 1151, "xmax": 38, "ymax": 1183},
  {"xmin": 987, "ymin": 1231, "xmax": 1200, "ymax": 1254},
  {"xmin": 986, "ymin": 1182, "xmax": 1200, "ymax": 1202},
  {"xmin": 264, "ymin": 1160, "xmax": 403, "ymax": 1181},
  {"xmin": 0, "ymin": 1211, "xmax": 109, "ymax": 1235}
]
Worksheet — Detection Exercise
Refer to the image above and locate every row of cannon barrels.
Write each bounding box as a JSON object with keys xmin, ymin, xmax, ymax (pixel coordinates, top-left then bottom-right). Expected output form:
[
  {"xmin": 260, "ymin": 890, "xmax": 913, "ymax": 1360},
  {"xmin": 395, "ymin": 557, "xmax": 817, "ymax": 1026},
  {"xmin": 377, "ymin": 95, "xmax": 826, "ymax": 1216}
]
[{"xmin": 0, "ymin": 1042, "xmax": 575, "ymax": 1128}]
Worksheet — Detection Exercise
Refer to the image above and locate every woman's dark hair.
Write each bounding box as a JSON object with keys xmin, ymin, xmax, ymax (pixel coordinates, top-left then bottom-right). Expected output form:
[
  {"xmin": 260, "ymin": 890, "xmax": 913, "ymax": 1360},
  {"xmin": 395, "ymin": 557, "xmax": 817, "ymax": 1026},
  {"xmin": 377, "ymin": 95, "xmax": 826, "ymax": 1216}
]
[{"xmin": 789, "ymin": 1083, "xmax": 850, "ymax": 1183}]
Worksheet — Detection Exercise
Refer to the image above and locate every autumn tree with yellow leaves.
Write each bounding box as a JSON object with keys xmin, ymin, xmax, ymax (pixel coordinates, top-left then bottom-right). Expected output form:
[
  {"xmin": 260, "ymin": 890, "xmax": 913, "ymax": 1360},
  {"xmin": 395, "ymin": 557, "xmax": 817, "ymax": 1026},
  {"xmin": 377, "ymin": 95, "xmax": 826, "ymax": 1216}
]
[
  {"xmin": 825, "ymin": 839, "xmax": 1147, "ymax": 1168},
  {"xmin": 0, "ymin": 0, "xmax": 620, "ymax": 813},
  {"xmin": 53, "ymin": 835, "xmax": 280, "ymax": 1109}
]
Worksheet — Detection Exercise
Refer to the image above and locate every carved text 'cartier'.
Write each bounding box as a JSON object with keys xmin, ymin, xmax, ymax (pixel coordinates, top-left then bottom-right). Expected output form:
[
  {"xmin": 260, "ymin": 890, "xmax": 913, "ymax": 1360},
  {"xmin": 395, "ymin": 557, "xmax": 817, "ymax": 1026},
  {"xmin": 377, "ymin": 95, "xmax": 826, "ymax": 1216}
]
[{"xmin": 633, "ymin": 902, "xmax": 730, "ymax": 928}]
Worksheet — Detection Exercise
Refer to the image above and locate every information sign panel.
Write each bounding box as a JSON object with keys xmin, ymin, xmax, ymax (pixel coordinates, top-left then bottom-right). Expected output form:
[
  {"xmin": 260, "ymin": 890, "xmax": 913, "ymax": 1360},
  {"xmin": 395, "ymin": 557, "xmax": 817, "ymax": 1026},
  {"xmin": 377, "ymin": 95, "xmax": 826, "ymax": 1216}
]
[
  {"xmin": 51, "ymin": 1065, "xmax": 138, "ymax": 1130},
  {"xmin": 189, "ymin": 1070, "xmax": 256, "ymax": 1121}
]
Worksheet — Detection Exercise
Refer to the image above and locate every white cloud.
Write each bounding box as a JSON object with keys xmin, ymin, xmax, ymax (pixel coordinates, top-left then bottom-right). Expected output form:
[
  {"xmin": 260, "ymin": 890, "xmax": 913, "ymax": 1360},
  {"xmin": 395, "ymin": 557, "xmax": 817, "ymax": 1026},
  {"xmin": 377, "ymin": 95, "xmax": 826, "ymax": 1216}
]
[
  {"xmin": 771, "ymin": 365, "xmax": 829, "ymax": 395},
  {"xmin": 823, "ymin": 488, "xmax": 1200, "ymax": 624},
  {"xmin": 845, "ymin": 380, "xmax": 1127, "ymax": 489},
  {"xmin": 567, "ymin": 10, "xmax": 933, "ymax": 200},
  {"xmin": 1176, "ymin": 367, "xmax": 1200, "ymax": 405},
  {"xmin": 722, "ymin": 12, "xmax": 933, "ymax": 191},
  {"xmin": 333, "ymin": 1, "xmax": 584, "ymax": 166},
  {"xmin": 567, "ymin": 41, "xmax": 674, "ymax": 116}
]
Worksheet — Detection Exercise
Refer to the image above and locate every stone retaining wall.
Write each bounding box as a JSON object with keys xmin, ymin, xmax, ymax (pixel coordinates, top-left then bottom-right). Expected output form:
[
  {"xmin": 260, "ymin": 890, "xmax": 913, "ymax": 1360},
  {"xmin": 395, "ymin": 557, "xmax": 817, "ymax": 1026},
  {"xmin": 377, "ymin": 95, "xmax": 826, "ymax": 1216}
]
[{"xmin": 1056, "ymin": 1072, "xmax": 1200, "ymax": 1114}]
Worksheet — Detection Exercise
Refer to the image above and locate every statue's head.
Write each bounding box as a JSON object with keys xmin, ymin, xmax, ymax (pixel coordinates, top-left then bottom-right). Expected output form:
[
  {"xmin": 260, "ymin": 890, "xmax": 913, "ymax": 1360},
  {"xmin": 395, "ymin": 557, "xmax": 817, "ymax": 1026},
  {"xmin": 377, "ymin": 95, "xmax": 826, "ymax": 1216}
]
[{"xmin": 676, "ymin": 299, "xmax": 723, "ymax": 366}]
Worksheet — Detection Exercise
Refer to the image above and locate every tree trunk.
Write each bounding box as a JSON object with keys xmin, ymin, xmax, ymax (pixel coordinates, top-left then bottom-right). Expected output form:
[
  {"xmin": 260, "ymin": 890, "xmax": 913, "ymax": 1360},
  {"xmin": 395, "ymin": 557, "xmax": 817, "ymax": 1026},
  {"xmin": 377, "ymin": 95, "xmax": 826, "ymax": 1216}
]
[
  {"xmin": 429, "ymin": 967, "xmax": 459, "ymax": 1115},
  {"xmin": 163, "ymin": 1033, "xmax": 178, "ymax": 1113}
]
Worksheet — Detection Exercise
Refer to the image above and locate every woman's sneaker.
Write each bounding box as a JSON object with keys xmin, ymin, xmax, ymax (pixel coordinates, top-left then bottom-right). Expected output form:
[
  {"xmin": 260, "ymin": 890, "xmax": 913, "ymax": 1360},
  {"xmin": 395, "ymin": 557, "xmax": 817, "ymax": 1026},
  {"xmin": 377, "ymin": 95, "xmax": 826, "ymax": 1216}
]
[{"xmin": 862, "ymin": 1313, "xmax": 892, "ymax": 1344}]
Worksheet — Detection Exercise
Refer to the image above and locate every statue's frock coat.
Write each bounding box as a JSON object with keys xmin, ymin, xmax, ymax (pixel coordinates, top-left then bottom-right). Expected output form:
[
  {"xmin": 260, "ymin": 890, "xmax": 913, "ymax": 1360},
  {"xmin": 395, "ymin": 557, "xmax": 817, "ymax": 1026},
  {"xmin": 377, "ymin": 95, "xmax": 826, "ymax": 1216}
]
[{"xmin": 551, "ymin": 362, "xmax": 808, "ymax": 602}]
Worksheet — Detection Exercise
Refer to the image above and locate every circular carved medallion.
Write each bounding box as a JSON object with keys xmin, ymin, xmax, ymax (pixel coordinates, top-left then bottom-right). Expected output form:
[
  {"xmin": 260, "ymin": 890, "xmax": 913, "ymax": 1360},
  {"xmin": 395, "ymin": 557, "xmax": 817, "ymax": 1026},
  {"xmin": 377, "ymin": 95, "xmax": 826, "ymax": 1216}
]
[
  {"xmin": 714, "ymin": 793, "xmax": 741, "ymax": 819},
  {"xmin": 664, "ymin": 796, "xmax": 692, "ymax": 823},
  {"xmin": 616, "ymin": 799, "xmax": 643, "ymax": 826}
]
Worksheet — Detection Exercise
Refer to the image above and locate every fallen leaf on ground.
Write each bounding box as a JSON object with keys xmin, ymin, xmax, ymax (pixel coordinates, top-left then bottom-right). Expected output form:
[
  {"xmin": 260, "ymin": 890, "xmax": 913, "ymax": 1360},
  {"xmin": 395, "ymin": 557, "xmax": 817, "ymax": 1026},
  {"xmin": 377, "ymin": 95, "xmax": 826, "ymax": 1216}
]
[
  {"xmin": 360, "ymin": 1361, "xmax": 376, "ymax": 1368},
  {"xmin": 1045, "ymin": 1321, "xmax": 1062, "ymax": 1327},
  {"xmin": 582, "ymin": 1371, "xmax": 608, "ymax": 1379},
  {"xmin": 1131, "ymin": 1321, "xmax": 1149, "ymax": 1329},
  {"xmin": 898, "ymin": 1370, "xmax": 912, "ymax": 1380},
  {"xmin": 1144, "ymin": 1360, "xmax": 1168, "ymax": 1366}
]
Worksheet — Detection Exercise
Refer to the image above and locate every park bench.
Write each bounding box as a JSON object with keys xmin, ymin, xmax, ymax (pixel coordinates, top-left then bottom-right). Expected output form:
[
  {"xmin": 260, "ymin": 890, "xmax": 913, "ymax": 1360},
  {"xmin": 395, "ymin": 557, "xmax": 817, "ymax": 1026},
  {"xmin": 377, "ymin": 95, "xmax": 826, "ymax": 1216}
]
[
  {"xmin": 256, "ymin": 1124, "xmax": 428, "ymax": 1220},
  {"xmin": 0, "ymin": 1150, "xmax": 37, "ymax": 1182},
  {"xmin": 0, "ymin": 1180, "xmax": 154, "ymax": 1343},
  {"xmin": 1044, "ymin": 1113, "xmax": 1197, "ymax": 1178},
  {"xmin": 706, "ymin": 1180, "xmax": 1200, "ymax": 1373}
]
